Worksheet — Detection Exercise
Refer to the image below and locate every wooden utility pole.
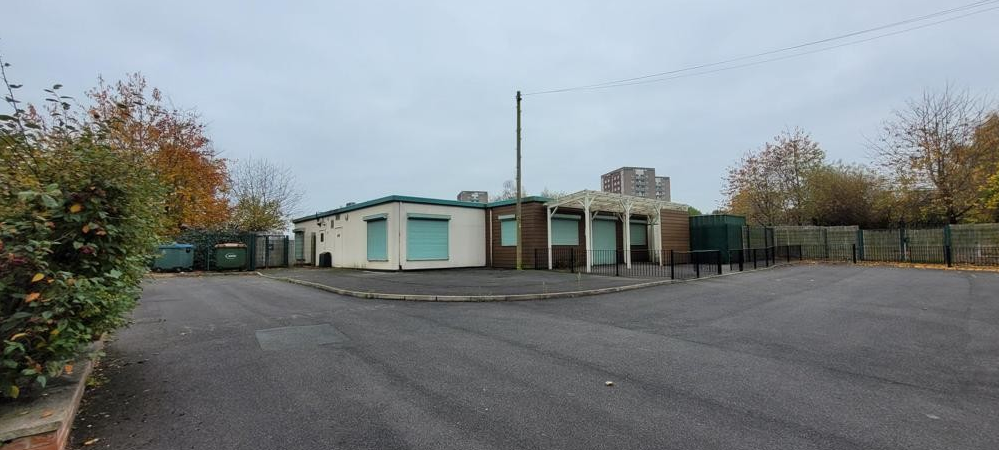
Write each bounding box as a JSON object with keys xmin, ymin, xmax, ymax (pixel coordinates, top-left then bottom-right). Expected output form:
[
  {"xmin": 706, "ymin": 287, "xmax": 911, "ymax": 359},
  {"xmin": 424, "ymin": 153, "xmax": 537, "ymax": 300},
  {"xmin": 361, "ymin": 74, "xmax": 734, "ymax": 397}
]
[{"xmin": 515, "ymin": 90, "xmax": 523, "ymax": 270}]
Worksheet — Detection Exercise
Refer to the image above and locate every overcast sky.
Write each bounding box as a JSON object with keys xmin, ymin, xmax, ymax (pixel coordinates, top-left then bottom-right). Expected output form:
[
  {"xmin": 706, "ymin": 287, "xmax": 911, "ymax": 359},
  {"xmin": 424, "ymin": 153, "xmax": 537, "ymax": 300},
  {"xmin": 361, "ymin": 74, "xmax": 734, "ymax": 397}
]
[{"xmin": 4, "ymin": 1, "xmax": 999, "ymax": 215}]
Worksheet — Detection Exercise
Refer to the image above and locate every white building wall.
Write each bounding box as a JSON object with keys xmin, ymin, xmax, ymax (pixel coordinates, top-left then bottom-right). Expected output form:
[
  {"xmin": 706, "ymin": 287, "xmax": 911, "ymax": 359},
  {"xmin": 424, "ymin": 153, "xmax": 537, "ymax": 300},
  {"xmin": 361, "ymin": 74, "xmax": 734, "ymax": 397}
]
[
  {"xmin": 291, "ymin": 201, "xmax": 486, "ymax": 270},
  {"xmin": 399, "ymin": 203, "xmax": 486, "ymax": 270}
]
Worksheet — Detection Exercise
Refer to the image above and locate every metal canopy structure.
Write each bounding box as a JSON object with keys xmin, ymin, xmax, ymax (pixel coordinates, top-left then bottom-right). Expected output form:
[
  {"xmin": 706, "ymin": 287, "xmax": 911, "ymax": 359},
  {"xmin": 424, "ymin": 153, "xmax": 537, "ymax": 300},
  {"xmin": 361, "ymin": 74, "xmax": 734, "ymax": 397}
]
[{"xmin": 544, "ymin": 190, "xmax": 688, "ymax": 272}]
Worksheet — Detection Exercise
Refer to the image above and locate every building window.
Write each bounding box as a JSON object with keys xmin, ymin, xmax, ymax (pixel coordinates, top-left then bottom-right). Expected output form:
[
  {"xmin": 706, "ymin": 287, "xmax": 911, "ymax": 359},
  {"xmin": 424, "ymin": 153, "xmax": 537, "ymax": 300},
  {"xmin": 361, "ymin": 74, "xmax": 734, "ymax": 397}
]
[
  {"xmin": 365, "ymin": 218, "xmax": 388, "ymax": 261},
  {"xmin": 551, "ymin": 218, "xmax": 579, "ymax": 245},
  {"xmin": 407, "ymin": 216, "xmax": 449, "ymax": 261},
  {"xmin": 320, "ymin": 233, "xmax": 324, "ymax": 243},
  {"xmin": 499, "ymin": 215, "xmax": 516, "ymax": 246},
  {"xmin": 629, "ymin": 223, "xmax": 647, "ymax": 246}
]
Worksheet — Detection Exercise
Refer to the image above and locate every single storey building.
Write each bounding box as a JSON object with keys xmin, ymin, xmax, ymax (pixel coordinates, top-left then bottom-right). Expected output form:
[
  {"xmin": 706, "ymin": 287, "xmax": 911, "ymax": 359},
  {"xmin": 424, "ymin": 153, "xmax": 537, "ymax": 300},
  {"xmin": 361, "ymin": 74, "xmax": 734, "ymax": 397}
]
[{"xmin": 292, "ymin": 190, "xmax": 691, "ymax": 272}]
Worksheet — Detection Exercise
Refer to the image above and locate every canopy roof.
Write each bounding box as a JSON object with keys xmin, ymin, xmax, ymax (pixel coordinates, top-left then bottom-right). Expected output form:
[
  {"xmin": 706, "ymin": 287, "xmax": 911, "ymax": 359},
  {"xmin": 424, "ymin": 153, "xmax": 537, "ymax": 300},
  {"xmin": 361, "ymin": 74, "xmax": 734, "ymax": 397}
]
[{"xmin": 545, "ymin": 190, "xmax": 687, "ymax": 217}]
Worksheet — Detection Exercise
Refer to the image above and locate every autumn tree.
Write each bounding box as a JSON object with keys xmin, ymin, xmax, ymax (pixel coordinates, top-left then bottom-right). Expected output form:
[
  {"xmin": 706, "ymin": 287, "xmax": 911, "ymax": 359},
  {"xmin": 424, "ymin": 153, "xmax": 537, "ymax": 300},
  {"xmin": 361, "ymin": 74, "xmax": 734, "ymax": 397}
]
[
  {"xmin": 872, "ymin": 87, "xmax": 998, "ymax": 224},
  {"xmin": 88, "ymin": 74, "xmax": 229, "ymax": 233},
  {"xmin": 971, "ymin": 114, "xmax": 999, "ymax": 221},
  {"xmin": 807, "ymin": 163, "xmax": 896, "ymax": 228},
  {"xmin": 724, "ymin": 128, "xmax": 825, "ymax": 225},
  {"xmin": 229, "ymin": 157, "xmax": 303, "ymax": 232}
]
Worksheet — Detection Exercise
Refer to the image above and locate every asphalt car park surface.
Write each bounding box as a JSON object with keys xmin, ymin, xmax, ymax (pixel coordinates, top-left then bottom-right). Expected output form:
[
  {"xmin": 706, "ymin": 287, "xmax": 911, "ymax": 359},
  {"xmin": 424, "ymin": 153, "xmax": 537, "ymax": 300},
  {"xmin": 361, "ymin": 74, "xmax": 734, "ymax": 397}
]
[{"xmin": 71, "ymin": 265, "xmax": 999, "ymax": 449}]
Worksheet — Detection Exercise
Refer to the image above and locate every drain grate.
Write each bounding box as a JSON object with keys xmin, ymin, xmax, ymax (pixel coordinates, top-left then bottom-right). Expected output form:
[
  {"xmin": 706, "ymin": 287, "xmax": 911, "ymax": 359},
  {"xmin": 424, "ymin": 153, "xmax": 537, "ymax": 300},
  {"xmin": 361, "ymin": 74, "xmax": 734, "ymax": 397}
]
[{"xmin": 254, "ymin": 324, "xmax": 347, "ymax": 351}]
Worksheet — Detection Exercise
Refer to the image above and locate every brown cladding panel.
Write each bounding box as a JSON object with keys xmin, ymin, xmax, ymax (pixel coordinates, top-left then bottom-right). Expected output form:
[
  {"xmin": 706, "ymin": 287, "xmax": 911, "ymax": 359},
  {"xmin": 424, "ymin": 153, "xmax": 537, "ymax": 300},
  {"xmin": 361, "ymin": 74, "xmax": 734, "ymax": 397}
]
[
  {"xmin": 487, "ymin": 202, "xmax": 549, "ymax": 269},
  {"xmin": 487, "ymin": 203, "xmax": 689, "ymax": 268},
  {"xmin": 661, "ymin": 209, "xmax": 690, "ymax": 252},
  {"xmin": 487, "ymin": 203, "xmax": 589, "ymax": 269}
]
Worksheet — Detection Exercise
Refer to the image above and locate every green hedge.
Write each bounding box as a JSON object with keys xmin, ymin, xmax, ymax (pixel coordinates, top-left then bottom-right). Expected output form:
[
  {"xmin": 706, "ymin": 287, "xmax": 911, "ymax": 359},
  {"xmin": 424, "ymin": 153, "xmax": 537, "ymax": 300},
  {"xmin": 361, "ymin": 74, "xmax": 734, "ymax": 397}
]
[{"xmin": 2, "ymin": 132, "xmax": 164, "ymax": 399}]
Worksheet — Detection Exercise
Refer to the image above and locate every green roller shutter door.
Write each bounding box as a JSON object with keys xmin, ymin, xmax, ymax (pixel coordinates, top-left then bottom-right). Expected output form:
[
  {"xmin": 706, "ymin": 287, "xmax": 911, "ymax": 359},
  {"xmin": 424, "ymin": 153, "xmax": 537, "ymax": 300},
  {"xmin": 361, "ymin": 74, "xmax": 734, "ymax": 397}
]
[
  {"xmin": 551, "ymin": 219, "xmax": 579, "ymax": 245},
  {"xmin": 407, "ymin": 218, "xmax": 449, "ymax": 260},
  {"xmin": 294, "ymin": 231, "xmax": 305, "ymax": 260},
  {"xmin": 593, "ymin": 220, "xmax": 617, "ymax": 265},
  {"xmin": 500, "ymin": 218, "xmax": 516, "ymax": 246},
  {"xmin": 366, "ymin": 219, "xmax": 388, "ymax": 261},
  {"xmin": 629, "ymin": 223, "xmax": 647, "ymax": 246}
]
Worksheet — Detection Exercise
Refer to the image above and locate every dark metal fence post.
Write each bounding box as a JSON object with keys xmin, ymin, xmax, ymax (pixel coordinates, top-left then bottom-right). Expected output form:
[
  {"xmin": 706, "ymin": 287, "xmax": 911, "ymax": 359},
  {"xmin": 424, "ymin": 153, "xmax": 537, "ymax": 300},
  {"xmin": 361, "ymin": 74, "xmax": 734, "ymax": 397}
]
[
  {"xmin": 739, "ymin": 250, "xmax": 744, "ymax": 271},
  {"xmin": 284, "ymin": 236, "xmax": 290, "ymax": 267},
  {"xmin": 246, "ymin": 234, "xmax": 256, "ymax": 271},
  {"xmin": 716, "ymin": 251, "xmax": 722, "ymax": 275},
  {"xmin": 852, "ymin": 244, "xmax": 857, "ymax": 263},
  {"xmin": 669, "ymin": 249, "xmax": 675, "ymax": 279},
  {"xmin": 695, "ymin": 253, "xmax": 701, "ymax": 278},
  {"xmin": 944, "ymin": 225, "xmax": 952, "ymax": 267},
  {"xmin": 570, "ymin": 249, "xmax": 575, "ymax": 273},
  {"xmin": 752, "ymin": 248, "xmax": 757, "ymax": 269},
  {"xmin": 615, "ymin": 251, "xmax": 620, "ymax": 277},
  {"xmin": 899, "ymin": 227, "xmax": 906, "ymax": 262},
  {"xmin": 823, "ymin": 228, "xmax": 829, "ymax": 259},
  {"xmin": 264, "ymin": 235, "xmax": 270, "ymax": 268},
  {"xmin": 856, "ymin": 229, "xmax": 864, "ymax": 261}
]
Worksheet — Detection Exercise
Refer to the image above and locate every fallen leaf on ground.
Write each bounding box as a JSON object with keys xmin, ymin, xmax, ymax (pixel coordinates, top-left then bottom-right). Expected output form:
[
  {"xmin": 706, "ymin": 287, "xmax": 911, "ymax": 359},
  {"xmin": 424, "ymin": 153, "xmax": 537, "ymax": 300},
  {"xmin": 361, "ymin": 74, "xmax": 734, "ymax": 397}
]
[
  {"xmin": 83, "ymin": 438, "xmax": 100, "ymax": 446},
  {"xmin": 40, "ymin": 410, "xmax": 53, "ymax": 418}
]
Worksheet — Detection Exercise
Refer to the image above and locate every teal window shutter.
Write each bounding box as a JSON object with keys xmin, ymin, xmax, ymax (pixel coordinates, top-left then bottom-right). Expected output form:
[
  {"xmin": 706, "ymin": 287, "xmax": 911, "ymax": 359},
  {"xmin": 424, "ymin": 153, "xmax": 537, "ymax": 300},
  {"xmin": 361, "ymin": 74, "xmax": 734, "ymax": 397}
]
[
  {"xmin": 629, "ymin": 223, "xmax": 647, "ymax": 245},
  {"xmin": 551, "ymin": 219, "xmax": 579, "ymax": 245},
  {"xmin": 500, "ymin": 218, "xmax": 517, "ymax": 246},
  {"xmin": 407, "ymin": 218, "xmax": 449, "ymax": 260},
  {"xmin": 366, "ymin": 219, "xmax": 388, "ymax": 261}
]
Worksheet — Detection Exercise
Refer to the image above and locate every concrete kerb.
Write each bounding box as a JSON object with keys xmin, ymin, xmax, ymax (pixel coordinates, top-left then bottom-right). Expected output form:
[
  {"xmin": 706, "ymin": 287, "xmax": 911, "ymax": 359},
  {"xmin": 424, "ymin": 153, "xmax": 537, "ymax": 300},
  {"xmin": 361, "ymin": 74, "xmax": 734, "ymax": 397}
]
[
  {"xmin": 147, "ymin": 270, "xmax": 257, "ymax": 279},
  {"xmin": 255, "ymin": 263, "xmax": 799, "ymax": 302}
]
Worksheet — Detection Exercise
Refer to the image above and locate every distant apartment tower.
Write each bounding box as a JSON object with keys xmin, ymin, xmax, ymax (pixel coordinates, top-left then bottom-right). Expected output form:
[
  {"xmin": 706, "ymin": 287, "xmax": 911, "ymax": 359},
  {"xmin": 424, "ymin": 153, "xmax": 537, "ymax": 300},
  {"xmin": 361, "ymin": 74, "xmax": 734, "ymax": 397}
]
[
  {"xmin": 601, "ymin": 167, "xmax": 670, "ymax": 201},
  {"xmin": 457, "ymin": 190, "xmax": 489, "ymax": 203}
]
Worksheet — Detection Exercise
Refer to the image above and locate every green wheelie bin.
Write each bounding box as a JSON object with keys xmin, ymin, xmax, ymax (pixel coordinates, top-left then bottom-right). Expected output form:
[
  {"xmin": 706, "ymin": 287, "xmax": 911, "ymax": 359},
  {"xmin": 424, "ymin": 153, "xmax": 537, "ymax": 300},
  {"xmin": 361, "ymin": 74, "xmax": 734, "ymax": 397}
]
[{"xmin": 213, "ymin": 243, "xmax": 248, "ymax": 270}]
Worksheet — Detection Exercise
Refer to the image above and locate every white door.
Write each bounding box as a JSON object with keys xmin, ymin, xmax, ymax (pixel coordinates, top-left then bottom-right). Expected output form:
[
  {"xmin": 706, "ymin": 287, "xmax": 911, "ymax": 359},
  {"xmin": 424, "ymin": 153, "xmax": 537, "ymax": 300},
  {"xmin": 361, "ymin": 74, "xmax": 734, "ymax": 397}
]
[{"xmin": 333, "ymin": 225, "xmax": 344, "ymax": 267}]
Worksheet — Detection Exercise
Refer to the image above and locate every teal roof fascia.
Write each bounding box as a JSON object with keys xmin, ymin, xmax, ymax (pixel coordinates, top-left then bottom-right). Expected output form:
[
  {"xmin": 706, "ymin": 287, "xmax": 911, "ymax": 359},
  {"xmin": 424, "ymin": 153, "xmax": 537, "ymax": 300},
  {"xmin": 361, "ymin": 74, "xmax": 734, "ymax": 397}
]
[
  {"xmin": 484, "ymin": 196, "xmax": 551, "ymax": 208},
  {"xmin": 293, "ymin": 195, "xmax": 486, "ymax": 223}
]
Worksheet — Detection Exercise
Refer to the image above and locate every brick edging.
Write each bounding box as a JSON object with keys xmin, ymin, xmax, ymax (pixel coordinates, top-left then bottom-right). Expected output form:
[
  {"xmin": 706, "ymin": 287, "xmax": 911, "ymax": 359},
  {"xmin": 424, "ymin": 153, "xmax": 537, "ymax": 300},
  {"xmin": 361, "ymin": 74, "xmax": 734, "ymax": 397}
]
[{"xmin": 0, "ymin": 342, "xmax": 101, "ymax": 450}]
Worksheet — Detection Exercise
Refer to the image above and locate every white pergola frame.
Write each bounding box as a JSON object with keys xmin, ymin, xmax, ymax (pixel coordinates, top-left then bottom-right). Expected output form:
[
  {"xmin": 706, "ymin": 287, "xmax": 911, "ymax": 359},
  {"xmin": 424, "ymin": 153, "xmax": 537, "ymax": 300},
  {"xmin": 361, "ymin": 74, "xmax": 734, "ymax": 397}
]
[{"xmin": 545, "ymin": 190, "xmax": 688, "ymax": 273}]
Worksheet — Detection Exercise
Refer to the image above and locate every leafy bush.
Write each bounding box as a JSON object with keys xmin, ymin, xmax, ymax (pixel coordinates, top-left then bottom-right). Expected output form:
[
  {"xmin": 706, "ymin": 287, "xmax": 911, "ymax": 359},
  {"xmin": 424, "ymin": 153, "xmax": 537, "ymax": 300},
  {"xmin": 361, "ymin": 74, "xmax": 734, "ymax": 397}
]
[{"xmin": 2, "ymin": 71, "xmax": 165, "ymax": 398}]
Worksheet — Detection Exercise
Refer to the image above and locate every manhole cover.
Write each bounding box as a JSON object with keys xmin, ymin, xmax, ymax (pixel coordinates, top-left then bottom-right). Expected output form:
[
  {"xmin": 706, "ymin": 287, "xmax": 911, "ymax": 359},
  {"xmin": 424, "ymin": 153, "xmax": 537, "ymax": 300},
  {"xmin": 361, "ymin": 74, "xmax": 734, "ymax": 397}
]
[{"xmin": 255, "ymin": 324, "xmax": 347, "ymax": 351}]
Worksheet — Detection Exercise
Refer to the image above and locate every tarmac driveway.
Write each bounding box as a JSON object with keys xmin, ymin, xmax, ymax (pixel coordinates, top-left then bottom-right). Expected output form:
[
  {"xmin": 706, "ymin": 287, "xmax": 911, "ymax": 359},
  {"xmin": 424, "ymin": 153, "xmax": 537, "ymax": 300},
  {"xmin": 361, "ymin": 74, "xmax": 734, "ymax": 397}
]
[{"xmin": 72, "ymin": 265, "xmax": 999, "ymax": 449}]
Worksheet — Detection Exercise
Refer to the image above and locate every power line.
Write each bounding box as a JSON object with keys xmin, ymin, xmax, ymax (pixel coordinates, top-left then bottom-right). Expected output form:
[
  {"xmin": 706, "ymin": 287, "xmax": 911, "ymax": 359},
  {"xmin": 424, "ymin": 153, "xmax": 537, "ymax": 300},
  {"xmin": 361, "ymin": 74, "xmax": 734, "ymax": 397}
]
[
  {"xmin": 575, "ymin": 5, "xmax": 999, "ymax": 92},
  {"xmin": 525, "ymin": 0, "xmax": 999, "ymax": 95}
]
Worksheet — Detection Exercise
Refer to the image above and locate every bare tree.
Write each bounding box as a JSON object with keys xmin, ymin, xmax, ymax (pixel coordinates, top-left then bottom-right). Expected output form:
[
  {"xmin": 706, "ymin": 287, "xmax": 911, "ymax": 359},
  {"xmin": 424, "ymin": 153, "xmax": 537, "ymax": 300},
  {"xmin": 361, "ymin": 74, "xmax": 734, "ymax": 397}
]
[
  {"xmin": 872, "ymin": 86, "xmax": 996, "ymax": 224},
  {"xmin": 539, "ymin": 187, "xmax": 568, "ymax": 199},
  {"xmin": 724, "ymin": 128, "xmax": 825, "ymax": 225},
  {"xmin": 229, "ymin": 157, "xmax": 303, "ymax": 232},
  {"xmin": 493, "ymin": 179, "xmax": 527, "ymax": 201}
]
